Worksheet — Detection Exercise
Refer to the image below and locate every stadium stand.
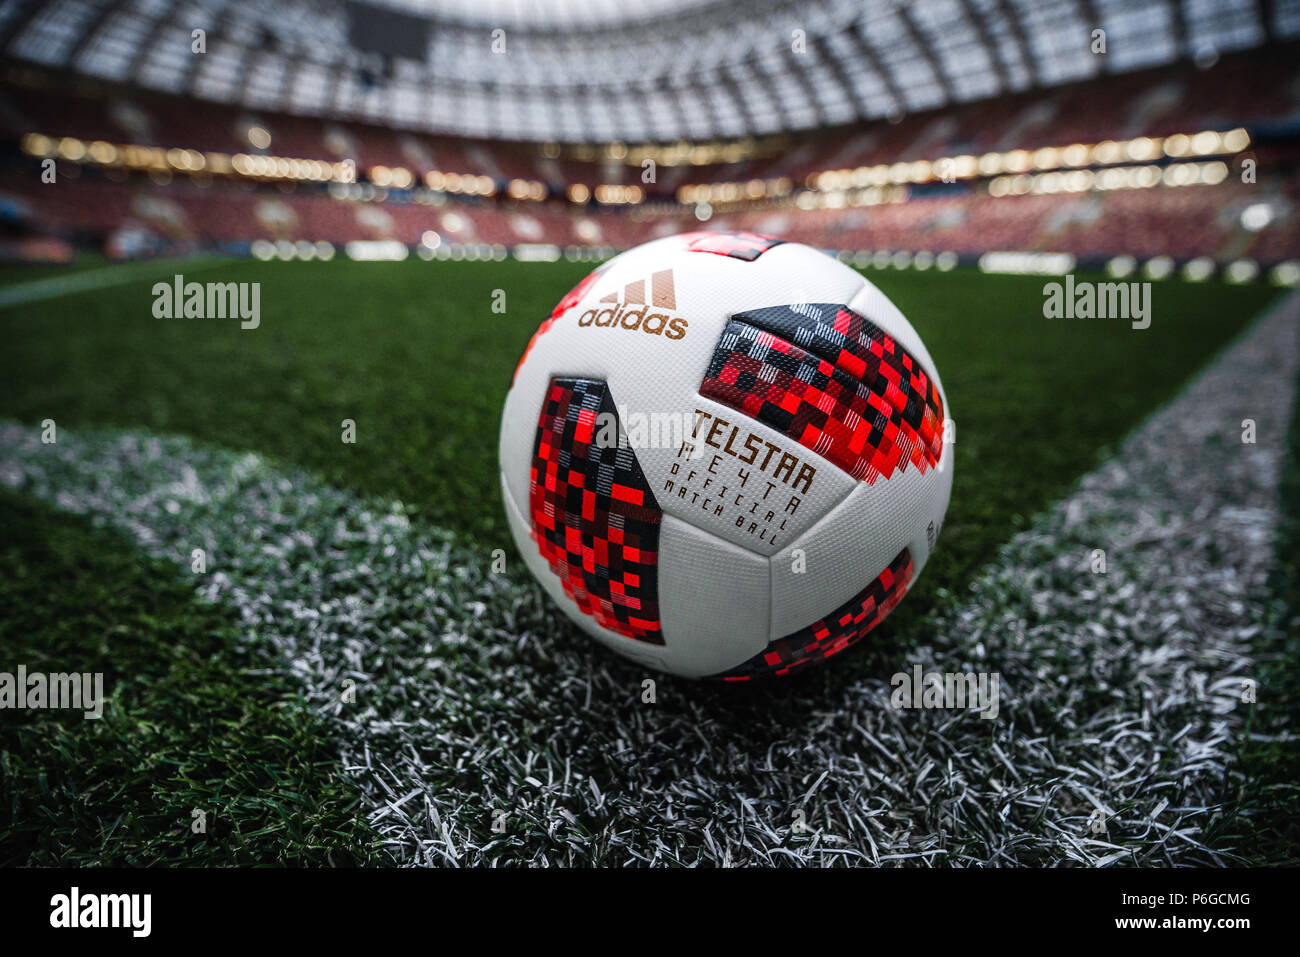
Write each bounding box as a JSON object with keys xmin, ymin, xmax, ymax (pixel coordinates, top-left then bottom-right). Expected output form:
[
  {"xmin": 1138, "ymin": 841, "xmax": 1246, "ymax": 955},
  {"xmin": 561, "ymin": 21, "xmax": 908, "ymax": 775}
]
[{"xmin": 1, "ymin": 1, "xmax": 1298, "ymax": 269}]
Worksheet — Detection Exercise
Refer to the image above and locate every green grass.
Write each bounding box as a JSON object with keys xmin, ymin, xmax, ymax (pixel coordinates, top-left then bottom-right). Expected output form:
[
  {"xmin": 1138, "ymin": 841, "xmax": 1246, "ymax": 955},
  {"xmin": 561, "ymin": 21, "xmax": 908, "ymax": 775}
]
[
  {"xmin": 0, "ymin": 259, "xmax": 1281, "ymax": 594},
  {"xmin": 0, "ymin": 257, "xmax": 1285, "ymax": 865},
  {"xmin": 0, "ymin": 489, "xmax": 383, "ymax": 865},
  {"xmin": 1, "ymin": 259, "xmax": 570, "ymax": 544},
  {"xmin": 0, "ymin": 251, "xmax": 110, "ymax": 284}
]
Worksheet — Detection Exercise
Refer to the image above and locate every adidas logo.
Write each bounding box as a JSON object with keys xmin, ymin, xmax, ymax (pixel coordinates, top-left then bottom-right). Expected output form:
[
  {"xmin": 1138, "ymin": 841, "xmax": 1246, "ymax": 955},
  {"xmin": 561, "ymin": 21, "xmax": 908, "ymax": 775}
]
[{"xmin": 577, "ymin": 269, "xmax": 689, "ymax": 340}]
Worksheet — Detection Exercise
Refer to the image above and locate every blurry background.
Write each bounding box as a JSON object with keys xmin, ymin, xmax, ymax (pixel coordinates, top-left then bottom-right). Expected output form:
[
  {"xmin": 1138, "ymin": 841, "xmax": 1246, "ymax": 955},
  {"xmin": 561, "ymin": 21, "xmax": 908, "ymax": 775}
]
[{"xmin": 0, "ymin": 0, "xmax": 1297, "ymax": 279}]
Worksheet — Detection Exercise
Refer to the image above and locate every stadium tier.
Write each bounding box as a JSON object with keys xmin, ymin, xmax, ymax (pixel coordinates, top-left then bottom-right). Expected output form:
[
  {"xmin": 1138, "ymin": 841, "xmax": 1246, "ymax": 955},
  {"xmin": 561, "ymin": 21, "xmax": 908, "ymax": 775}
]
[
  {"xmin": 3, "ymin": 34, "xmax": 1299, "ymax": 269},
  {"xmin": 8, "ymin": 170, "xmax": 1296, "ymax": 265}
]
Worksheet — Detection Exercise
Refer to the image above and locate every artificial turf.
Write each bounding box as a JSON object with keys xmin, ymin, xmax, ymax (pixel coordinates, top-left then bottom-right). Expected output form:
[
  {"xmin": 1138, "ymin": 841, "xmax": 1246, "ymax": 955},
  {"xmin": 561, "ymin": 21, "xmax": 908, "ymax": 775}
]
[
  {"xmin": 0, "ymin": 489, "xmax": 383, "ymax": 865},
  {"xmin": 0, "ymin": 258, "xmax": 1280, "ymax": 596},
  {"xmin": 0, "ymin": 250, "xmax": 109, "ymax": 284},
  {"xmin": 0, "ymin": 256, "xmax": 1287, "ymax": 865}
]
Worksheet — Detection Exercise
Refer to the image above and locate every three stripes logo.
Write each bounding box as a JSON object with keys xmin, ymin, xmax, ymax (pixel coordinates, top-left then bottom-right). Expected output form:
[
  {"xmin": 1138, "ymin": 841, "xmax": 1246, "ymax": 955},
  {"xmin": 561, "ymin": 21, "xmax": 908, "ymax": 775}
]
[{"xmin": 577, "ymin": 269, "xmax": 689, "ymax": 340}]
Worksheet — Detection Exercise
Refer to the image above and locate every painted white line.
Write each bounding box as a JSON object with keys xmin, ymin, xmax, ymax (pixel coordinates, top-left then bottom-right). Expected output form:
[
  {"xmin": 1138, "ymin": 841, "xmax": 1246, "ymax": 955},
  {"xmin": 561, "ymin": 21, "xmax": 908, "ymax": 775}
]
[{"xmin": 0, "ymin": 256, "xmax": 229, "ymax": 310}]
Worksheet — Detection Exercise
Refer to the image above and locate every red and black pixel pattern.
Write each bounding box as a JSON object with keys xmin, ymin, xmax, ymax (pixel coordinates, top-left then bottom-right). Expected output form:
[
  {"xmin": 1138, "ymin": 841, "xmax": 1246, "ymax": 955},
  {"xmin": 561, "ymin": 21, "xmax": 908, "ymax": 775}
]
[
  {"xmin": 529, "ymin": 378, "xmax": 664, "ymax": 645},
  {"xmin": 699, "ymin": 303, "xmax": 944, "ymax": 484},
  {"xmin": 683, "ymin": 230, "xmax": 785, "ymax": 261},
  {"xmin": 710, "ymin": 548, "xmax": 914, "ymax": 681}
]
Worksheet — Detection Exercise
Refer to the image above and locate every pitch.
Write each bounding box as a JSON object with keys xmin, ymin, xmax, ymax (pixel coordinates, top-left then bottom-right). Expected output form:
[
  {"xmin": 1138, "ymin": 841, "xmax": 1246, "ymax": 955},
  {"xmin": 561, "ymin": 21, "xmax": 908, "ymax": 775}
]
[{"xmin": 0, "ymin": 257, "xmax": 1295, "ymax": 866}]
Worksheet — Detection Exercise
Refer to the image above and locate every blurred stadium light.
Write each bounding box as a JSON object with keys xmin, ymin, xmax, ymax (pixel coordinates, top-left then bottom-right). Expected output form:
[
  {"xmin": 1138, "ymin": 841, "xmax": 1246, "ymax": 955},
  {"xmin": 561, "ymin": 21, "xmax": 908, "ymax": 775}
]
[{"xmin": 0, "ymin": 0, "xmax": 1297, "ymax": 271}]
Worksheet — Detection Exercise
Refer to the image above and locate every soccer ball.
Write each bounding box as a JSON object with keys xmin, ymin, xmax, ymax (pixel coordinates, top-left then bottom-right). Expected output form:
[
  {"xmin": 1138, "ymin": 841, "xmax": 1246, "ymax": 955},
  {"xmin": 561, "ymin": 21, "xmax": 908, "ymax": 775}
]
[{"xmin": 500, "ymin": 232, "xmax": 952, "ymax": 679}]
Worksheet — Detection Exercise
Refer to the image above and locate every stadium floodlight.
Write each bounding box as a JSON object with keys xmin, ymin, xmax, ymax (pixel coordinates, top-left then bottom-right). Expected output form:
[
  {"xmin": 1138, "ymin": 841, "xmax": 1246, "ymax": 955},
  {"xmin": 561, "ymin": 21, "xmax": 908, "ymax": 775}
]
[
  {"xmin": 1269, "ymin": 261, "xmax": 1300, "ymax": 287},
  {"xmin": 1106, "ymin": 256, "xmax": 1138, "ymax": 278},
  {"xmin": 1240, "ymin": 203, "xmax": 1274, "ymax": 232},
  {"xmin": 1143, "ymin": 257, "xmax": 1176, "ymax": 280},
  {"xmin": 1224, "ymin": 259, "xmax": 1260, "ymax": 284}
]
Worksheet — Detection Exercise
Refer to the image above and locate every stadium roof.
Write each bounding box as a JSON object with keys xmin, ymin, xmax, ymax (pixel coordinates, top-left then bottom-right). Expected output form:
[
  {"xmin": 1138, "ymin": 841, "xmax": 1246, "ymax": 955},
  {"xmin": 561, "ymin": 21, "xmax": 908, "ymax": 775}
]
[
  {"xmin": 390, "ymin": 0, "xmax": 722, "ymax": 28},
  {"xmin": 3, "ymin": 0, "xmax": 1298, "ymax": 142}
]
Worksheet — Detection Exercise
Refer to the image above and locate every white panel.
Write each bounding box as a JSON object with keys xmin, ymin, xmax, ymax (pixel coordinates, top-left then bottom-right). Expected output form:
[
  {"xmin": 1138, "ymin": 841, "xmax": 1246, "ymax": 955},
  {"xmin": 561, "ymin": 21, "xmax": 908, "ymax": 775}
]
[
  {"xmin": 769, "ymin": 452, "xmax": 952, "ymax": 636},
  {"xmin": 656, "ymin": 515, "xmax": 770, "ymax": 676}
]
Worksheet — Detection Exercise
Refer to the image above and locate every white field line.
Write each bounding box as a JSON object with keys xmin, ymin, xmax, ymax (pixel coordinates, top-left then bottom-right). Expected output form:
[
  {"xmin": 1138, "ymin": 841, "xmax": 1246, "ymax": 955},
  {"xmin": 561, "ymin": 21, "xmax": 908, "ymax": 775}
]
[
  {"xmin": 0, "ymin": 256, "xmax": 227, "ymax": 310},
  {"xmin": 0, "ymin": 290, "xmax": 1296, "ymax": 866}
]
